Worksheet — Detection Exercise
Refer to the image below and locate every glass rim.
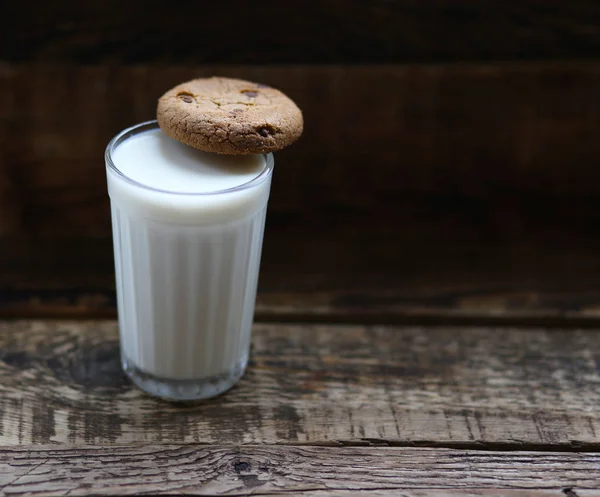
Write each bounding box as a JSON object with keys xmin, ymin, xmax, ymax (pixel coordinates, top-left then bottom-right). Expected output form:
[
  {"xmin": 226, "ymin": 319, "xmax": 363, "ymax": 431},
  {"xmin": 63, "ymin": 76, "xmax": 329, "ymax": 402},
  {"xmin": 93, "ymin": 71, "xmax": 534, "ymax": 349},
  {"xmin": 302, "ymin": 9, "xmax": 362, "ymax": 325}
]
[{"xmin": 105, "ymin": 120, "xmax": 274, "ymax": 196}]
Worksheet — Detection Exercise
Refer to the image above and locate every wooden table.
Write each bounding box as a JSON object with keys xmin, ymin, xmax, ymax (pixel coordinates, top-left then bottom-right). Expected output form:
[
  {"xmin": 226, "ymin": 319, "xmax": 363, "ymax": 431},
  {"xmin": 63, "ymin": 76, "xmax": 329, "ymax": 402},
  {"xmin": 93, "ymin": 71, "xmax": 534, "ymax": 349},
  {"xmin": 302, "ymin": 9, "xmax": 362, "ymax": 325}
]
[
  {"xmin": 2, "ymin": 316, "xmax": 600, "ymax": 495},
  {"xmin": 5, "ymin": 1, "xmax": 600, "ymax": 494}
]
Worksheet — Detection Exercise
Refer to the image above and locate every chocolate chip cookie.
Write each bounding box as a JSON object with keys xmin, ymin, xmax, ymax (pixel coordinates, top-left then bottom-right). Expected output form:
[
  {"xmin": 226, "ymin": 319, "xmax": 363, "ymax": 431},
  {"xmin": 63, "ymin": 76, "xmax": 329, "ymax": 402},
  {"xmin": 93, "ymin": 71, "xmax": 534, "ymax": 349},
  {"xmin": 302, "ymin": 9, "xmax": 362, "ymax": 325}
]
[{"xmin": 157, "ymin": 77, "xmax": 303, "ymax": 155}]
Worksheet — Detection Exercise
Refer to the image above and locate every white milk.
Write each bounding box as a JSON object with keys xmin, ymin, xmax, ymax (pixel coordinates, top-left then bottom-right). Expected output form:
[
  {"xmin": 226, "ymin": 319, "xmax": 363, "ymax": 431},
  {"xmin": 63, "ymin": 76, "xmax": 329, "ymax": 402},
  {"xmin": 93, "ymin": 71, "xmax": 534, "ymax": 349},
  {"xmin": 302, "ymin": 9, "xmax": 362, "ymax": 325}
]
[{"xmin": 105, "ymin": 122, "xmax": 272, "ymax": 399}]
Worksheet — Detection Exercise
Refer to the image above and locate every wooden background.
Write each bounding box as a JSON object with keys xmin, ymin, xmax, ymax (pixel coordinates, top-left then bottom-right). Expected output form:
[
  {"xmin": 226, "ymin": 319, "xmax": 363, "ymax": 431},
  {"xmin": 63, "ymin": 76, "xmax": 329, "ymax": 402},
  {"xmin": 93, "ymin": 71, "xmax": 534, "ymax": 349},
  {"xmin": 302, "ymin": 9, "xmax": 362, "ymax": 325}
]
[
  {"xmin": 4, "ymin": 2, "xmax": 600, "ymax": 495},
  {"xmin": 2, "ymin": 0, "xmax": 600, "ymax": 322}
]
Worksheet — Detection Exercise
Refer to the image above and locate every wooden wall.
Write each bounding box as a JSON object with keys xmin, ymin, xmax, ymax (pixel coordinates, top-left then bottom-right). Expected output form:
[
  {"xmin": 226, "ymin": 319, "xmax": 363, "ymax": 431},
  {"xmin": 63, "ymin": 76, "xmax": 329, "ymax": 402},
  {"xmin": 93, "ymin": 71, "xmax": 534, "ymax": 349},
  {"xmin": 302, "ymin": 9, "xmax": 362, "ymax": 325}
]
[{"xmin": 2, "ymin": 1, "xmax": 600, "ymax": 321}]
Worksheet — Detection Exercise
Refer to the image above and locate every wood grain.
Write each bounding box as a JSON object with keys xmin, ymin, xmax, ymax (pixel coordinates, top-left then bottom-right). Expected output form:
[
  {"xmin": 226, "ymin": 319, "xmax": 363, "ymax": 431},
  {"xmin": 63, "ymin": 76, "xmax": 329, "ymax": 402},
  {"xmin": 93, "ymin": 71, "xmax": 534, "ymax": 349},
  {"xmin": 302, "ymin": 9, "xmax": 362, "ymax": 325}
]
[
  {"xmin": 1, "ymin": 445, "xmax": 598, "ymax": 496},
  {"xmin": 3, "ymin": 63, "xmax": 600, "ymax": 237},
  {"xmin": 1, "ymin": 320, "xmax": 600, "ymax": 447},
  {"xmin": 4, "ymin": 1, "xmax": 600, "ymax": 63},
  {"xmin": 3, "ymin": 233, "xmax": 600, "ymax": 324},
  {"xmin": 3, "ymin": 63, "xmax": 600, "ymax": 319}
]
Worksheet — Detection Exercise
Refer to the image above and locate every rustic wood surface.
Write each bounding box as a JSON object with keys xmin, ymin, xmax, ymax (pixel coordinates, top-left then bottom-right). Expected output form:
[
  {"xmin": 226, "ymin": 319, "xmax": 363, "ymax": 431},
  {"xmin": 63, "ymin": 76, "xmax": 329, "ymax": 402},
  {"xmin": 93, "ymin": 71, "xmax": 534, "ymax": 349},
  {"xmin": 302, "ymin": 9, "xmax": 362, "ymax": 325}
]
[
  {"xmin": 1, "ymin": 445, "xmax": 599, "ymax": 496},
  {"xmin": 5, "ymin": 1, "xmax": 600, "ymax": 63},
  {"xmin": 4, "ymin": 4, "xmax": 600, "ymax": 494},
  {"xmin": 2, "ymin": 234, "xmax": 600, "ymax": 325},
  {"xmin": 1, "ymin": 320, "xmax": 600, "ymax": 448},
  {"xmin": 3, "ymin": 63, "xmax": 600, "ymax": 238},
  {"xmin": 3, "ymin": 63, "xmax": 600, "ymax": 320}
]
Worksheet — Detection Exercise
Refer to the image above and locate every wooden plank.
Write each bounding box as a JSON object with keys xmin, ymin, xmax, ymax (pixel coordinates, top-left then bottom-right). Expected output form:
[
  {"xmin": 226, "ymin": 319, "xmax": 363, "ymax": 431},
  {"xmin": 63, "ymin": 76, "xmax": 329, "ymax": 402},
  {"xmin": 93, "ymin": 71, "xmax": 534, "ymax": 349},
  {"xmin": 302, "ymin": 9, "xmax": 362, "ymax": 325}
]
[
  {"xmin": 4, "ymin": 1, "xmax": 600, "ymax": 63},
  {"xmin": 5, "ymin": 63, "xmax": 600, "ymax": 234},
  {"xmin": 4, "ymin": 63, "xmax": 600, "ymax": 238},
  {"xmin": 1, "ymin": 446, "xmax": 598, "ymax": 496},
  {"xmin": 3, "ymin": 63, "xmax": 600, "ymax": 319},
  {"xmin": 1, "ymin": 320, "xmax": 600, "ymax": 447},
  {"xmin": 2, "ymin": 227, "xmax": 600, "ymax": 323}
]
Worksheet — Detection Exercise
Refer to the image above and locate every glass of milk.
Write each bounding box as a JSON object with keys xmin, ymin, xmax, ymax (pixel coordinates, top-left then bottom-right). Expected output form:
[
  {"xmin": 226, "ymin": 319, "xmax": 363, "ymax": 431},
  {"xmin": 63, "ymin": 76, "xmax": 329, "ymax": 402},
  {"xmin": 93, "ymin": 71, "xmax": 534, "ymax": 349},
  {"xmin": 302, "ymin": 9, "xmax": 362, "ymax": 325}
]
[{"xmin": 105, "ymin": 120, "xmax": 273, "ymax": 401}]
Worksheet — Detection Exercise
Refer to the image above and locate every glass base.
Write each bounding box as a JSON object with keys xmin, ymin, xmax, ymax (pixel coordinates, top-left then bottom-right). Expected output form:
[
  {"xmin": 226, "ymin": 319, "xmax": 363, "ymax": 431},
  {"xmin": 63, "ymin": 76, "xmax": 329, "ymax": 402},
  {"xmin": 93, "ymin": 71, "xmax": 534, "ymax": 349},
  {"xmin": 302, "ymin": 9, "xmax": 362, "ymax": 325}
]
[{"xmin": 122, "ymin": 354, "xmax": 247, "ymax": 401}]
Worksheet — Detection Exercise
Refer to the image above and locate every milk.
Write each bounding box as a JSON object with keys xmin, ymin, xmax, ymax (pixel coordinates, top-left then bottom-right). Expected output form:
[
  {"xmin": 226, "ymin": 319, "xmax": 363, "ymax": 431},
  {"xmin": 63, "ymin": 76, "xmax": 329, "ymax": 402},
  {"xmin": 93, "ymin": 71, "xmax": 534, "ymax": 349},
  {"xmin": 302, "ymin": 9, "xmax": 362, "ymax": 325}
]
[{"xmin": 105, "ymin": 121, "xmax": 273, "ymax": 400}]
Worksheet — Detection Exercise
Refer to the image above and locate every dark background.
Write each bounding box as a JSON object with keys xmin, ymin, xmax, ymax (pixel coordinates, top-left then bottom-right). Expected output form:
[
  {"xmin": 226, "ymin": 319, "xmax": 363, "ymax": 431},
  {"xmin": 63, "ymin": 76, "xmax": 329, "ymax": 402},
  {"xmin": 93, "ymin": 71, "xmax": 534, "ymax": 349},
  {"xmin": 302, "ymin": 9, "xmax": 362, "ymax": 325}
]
[{"xmin": 2, "ymin": 1, "xmax": 600, "ymax": 323}]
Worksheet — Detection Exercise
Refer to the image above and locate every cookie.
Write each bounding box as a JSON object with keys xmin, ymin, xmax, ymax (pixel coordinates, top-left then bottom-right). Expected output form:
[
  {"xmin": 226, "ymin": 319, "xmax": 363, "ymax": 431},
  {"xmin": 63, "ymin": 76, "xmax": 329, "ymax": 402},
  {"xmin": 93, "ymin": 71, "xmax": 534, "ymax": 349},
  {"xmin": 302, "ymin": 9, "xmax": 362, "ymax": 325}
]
[{"xmin": 156, "ymin": 77, "xmax": 303, "ymax": 155}]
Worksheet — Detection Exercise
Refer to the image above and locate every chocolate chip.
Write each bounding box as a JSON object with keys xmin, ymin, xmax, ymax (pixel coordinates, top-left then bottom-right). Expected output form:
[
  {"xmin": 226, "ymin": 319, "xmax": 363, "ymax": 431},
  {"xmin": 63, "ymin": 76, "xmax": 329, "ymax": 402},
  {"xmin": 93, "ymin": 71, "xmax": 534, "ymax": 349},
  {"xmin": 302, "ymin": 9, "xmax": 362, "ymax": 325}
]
[
  {"xmin": 178, "ymin": 93, "xmax": 194, "ymax": 103},
  {"xmin": 242, "ymin": 90, "xmax": 258, "ymax": 98},
  {"xmin": 257, "ymin": 83, "xmax": 270, "ymax": 88},
  {"xmin": 257, "ymin": 126, "xmax": 271, "ymax": 137},
  {"xmin": 229, "ymin": 108, "xmax": 244, "ymax": 117}
]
